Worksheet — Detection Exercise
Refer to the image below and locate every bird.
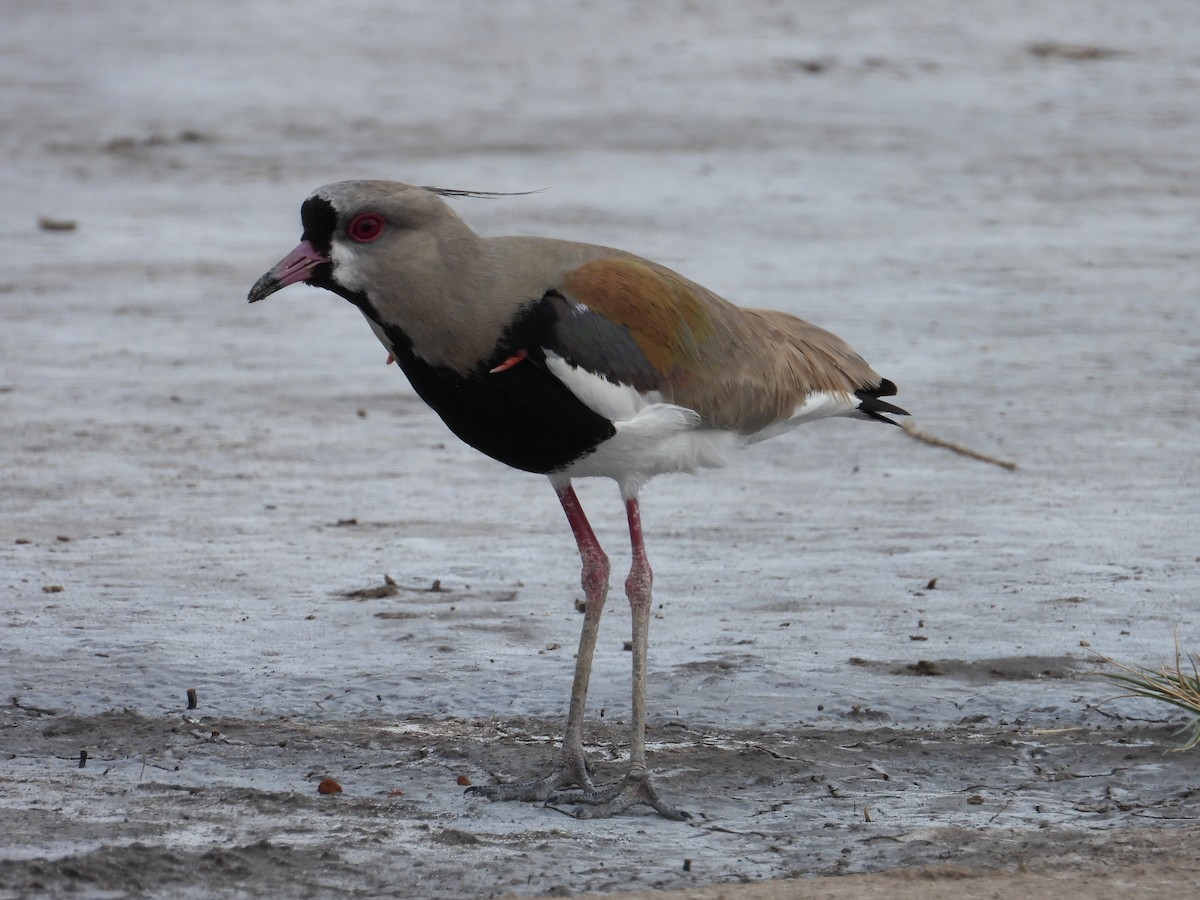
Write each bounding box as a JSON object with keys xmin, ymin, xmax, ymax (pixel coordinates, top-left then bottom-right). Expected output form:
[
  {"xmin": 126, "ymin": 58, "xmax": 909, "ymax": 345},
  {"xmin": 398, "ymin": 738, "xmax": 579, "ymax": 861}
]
[{"xmin": 248, "ymin": 180, "xmax": 908, "ymax": 821}]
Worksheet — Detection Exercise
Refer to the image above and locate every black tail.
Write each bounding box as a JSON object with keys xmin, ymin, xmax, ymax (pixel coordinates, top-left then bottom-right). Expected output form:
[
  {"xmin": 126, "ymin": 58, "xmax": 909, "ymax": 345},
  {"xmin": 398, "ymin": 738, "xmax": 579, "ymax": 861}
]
[{"xmin": 855, "ymin": 378, "xmax": 909, "ymax": 426}]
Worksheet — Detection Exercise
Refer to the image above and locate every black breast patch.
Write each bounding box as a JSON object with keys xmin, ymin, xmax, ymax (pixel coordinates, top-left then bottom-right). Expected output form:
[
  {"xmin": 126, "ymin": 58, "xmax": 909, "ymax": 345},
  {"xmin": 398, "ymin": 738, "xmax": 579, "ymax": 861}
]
[{"xmin": 382, "ymin": 322, "xmax": 616, "ymax": 475}]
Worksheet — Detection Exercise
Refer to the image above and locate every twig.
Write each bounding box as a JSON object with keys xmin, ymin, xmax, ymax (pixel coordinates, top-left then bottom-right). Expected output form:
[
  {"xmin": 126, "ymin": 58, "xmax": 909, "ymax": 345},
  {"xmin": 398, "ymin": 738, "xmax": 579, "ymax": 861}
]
[
  {"xmin": 900, "ymin": 421, "xmax": 1017, "ymax": 470},
  {"xmin": 702, "ymin": 824, "xmax": 770, "ymax": 838},
  {"xmin": 741, "ymin": 741, "xmax": 799, "ymax": 761},
  {"xmin": 11, "ymin": 697, "xmax": 58, "ymax": 717},
  {"xmin": 988, "ymin": 797, "xmax": 1014, "ymax": 824}
]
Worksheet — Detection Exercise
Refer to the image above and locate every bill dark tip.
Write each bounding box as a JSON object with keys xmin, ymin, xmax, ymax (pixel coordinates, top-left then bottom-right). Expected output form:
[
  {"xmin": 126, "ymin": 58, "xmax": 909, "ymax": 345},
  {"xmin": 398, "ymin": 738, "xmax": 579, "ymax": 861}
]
[
  {"xmin": 247, "ymin": 272, "xmax": 282, "ymax": 303},
  {"xmin": 247, "ymin": 240, "xmax": 331, "ymax": 304}
]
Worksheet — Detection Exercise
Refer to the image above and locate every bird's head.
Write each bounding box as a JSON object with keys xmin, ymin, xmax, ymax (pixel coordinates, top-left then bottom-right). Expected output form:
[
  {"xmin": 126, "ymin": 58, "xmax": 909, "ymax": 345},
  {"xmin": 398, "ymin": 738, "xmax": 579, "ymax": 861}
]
[{"xmin": 247, "ymin": 180, "xmax": 482, "ymax": 307}]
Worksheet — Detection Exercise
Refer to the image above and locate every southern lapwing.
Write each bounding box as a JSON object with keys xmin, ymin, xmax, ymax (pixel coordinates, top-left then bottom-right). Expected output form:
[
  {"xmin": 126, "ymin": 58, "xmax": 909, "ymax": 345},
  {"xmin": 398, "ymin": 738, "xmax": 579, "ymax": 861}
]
[{"xmin": 248, "ymin": 180, "xmax": 907, "ymax": 820}]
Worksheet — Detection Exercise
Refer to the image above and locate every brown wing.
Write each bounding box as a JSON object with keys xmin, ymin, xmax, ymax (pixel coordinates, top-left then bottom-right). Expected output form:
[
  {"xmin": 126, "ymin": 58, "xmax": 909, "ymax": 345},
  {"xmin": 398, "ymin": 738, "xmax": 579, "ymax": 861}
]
[{"xmin": 555, "ymin": 257, "xmax": 891, "ymax": 433}]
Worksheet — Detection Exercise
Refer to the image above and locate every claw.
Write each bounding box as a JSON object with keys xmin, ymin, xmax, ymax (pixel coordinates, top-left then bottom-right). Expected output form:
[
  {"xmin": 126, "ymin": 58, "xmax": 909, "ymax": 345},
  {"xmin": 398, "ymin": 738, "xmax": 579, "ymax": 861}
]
[
  {"xmin": 464, "ymin": 767, "xmax": 575, "ymax": 805},
  {"xmin": 477, "ymin": 769, "xmax": 688, "ymax": 821},
  {"xmin": 561, "ymin": 774, "xmax": 690, "ymax": 821}
]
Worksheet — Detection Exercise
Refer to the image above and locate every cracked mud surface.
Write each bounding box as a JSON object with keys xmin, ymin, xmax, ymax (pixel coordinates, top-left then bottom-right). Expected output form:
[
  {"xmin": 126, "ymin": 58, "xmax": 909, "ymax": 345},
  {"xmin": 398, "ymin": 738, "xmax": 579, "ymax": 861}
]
[
  {"xmin": 3, "ymin": 0, "xmax": 1199, "ymax": 897},
  {"xmin": 3, "ymin": 709, "xmax": 1198, "ymax": 897}
]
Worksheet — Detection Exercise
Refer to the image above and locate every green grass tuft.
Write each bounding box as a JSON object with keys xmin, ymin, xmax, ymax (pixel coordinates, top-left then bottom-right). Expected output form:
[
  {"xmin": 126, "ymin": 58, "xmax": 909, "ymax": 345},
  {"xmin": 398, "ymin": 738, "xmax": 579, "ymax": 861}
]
[{"xmin": 1095, "ymin": 634, "xmax": 1200, "ymax": 751}]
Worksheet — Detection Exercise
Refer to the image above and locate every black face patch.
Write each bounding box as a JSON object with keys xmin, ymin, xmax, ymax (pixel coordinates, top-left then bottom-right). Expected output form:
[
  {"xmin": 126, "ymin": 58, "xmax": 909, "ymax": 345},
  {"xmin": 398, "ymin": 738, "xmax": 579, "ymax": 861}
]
[
  {"xmin": 300, "ymin": 195, "xmax": 339, "ymax": 256},
  {"xmin": 299, "ymin": 194, "xmax": 364, "ymax": 309}
]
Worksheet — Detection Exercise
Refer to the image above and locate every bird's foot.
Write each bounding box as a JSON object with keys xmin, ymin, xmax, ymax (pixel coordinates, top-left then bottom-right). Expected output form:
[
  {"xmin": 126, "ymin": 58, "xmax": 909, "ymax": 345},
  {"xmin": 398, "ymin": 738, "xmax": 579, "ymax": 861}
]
[
  {"xmin": 466, "ymin": 755, "xmax": 594, "ymax": 804},
  {"xmin": 547, "ymin": 769, "xmax": 690, "ymax": 822}
]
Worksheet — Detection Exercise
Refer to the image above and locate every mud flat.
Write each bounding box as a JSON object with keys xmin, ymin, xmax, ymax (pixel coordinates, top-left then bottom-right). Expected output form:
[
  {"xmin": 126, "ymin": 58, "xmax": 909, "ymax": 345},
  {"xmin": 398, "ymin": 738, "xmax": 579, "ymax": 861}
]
[{"xmin": 2, "ymin": 1, "xmax": 1198, "ymax": 897}]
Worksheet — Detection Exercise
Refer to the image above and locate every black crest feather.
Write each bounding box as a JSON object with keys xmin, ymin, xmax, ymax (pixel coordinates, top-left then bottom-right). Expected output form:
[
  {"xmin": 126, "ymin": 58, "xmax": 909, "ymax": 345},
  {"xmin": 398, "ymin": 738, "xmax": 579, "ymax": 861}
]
[{"xmin": 422, "ymin": 186, "xmax": 545, "ymax": 200}]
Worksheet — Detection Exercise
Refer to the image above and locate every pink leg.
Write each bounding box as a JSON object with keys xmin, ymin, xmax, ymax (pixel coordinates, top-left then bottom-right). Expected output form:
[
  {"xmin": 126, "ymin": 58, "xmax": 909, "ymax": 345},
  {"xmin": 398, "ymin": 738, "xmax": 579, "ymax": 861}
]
[
  {"xmin": 468, "ymin": 481, "xmax": 608, "ymax": 800},
  {"xmin": 471, "ymin": 485, "xmax": 685, "ymax": 820},
  {"xmin": 623, "ymin": 495, "xmax": 653, "ymax": 777},
  {"xmin": 566, "ymin": 494, "xmax": 687, "ymax": 821},
  {"xmin": 556, "ymin": 484, "xmax": 611, "ymax": 782}
]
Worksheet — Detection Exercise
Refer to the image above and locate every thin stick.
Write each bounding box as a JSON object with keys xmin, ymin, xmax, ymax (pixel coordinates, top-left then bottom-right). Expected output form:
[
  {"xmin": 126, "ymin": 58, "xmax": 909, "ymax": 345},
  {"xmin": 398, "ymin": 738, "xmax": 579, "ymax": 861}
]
[{"xmin": 900, "ymin": 421, "xmax": 1017, "ymax": 470}]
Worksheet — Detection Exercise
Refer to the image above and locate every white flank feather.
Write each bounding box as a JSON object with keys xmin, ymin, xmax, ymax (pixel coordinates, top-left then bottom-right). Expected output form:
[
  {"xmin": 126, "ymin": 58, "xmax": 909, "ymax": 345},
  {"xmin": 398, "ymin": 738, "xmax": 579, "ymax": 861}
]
[
  {"xmin": 544, "ymin": 351, "xmax": 664, "ymax": 421},
  {"xmin": 558, "ymin": 403, "xmax": 741, "ymax": 498},
  {"xmin": 746, "ymin": 390, "xmax": 861, "ymax": 444}
]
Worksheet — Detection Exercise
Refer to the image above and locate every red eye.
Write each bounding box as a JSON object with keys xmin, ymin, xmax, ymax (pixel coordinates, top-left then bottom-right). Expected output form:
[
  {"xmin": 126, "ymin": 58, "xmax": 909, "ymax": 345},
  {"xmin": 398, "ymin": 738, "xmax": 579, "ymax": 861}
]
[{"xmin": 346, "ymin": 212, "xmax": 385, "ymax": 243}]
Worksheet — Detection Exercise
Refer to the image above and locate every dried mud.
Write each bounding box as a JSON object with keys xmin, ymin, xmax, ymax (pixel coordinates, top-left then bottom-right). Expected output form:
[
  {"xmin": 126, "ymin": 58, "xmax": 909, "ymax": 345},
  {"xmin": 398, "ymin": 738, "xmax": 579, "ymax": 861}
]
[
  {"xmin": 3, "ymin": 706, "xmax": 1198, "ymax": 897},
  {"xmin": 3, "ymin": 1, "xmax": 1199, "ymax": 897}
]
